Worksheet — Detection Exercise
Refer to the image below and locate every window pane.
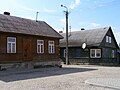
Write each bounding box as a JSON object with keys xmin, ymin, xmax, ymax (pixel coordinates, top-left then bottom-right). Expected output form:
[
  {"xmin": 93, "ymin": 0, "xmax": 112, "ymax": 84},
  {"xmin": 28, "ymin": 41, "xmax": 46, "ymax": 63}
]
[
  {"xmin": 106, "ymin": 36, "xmax": 109, "ymax": 42},
  {"xmin": 38, "ymin": 45, "xmax": 40, "ymax": 53},
  {"xmin": 12, "ymin": 43, "xmax": 15, "ymax": 53},
  {"xmin": 8, "ymin": 37, "xmax": 15, "ymax": 42},
  {"xmin": 90, "ymin": 49, "xmax": 101, "ymax": 58},
  {"xmin": 49, "ymin": 46, "xmax": 51, "ymax": 53},
  {"xmin": 49, "ymin": 41, "xmax": 54, "ymax": 44},
  {"xmin": 96, "ymin": 53, "xmax": 100, "ymax": 57},
  {"xmin": 90, "ymin": 49, "xmax": 95, "ymax": 57},
  {"xmin": 52, "ymin": 46, "xmax": 54, "ymax": 53},
  {"xmin": 7, "ymin": 37, "xmax": 16, "ymax": 53},
  {"xmin": 8, "ymin": 43, "xmax": 11, "ymax": 53},
  {"xmin": 41, "ymin": 45, "xmax": 43, "ymax": 53},
  {"xmin": 37, "ymin": 40, "xmax": 44, "ymax": 53},
  {"xmin": 48, "ymin": 41, "xmax": 55, "ymax": 53},
  {"xmin": 37, "ymin": 40, "xmax": 43, "ymax": 44},
  {"xmin": 64, "ymin": 49, "xmax": 66, "ymax": 57},
  {"xmin": 109, "ymin": 37, "xmax": 111, "ymax": 43},
  {"xmin": 112, "ymin": 50, "xmax": 115, "ymax": 58}
]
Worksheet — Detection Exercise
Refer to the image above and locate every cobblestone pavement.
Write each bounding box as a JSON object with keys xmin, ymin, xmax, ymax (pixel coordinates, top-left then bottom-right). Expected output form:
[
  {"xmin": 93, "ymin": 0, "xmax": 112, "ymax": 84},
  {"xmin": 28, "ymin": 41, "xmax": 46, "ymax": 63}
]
[{"xmin": 0, "ymin": 65, "xmax": 120, "ymax": 90}]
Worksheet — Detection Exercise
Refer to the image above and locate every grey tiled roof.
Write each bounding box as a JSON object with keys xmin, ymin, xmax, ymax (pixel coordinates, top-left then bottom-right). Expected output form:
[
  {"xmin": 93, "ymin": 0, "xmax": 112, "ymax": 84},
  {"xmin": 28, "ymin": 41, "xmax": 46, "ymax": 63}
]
[
  {"xmin": 60, "ymin": 27, "xmax": 110, "ymax": 47},
  {"xmin": 0, "ymin": 14, "xmax": 63, "ymax": 39}
]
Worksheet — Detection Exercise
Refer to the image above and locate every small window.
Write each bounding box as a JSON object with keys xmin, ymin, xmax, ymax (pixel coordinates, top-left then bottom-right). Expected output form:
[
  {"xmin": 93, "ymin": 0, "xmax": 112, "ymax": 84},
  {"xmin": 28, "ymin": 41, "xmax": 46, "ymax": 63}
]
[
  {"xmin": 7, "ymin": 37, "xmax": 16, "ymax": 53},
  {"xmin": 90, "ymin": 49, "xmax": 101, "ymax": 58},
  {"xmin": 112, "ymin": 50, "xmax": 115, "ymax": 58},
  {"xmin": 106, "ymin": 36, "xmax": 111, "ymax": 43},
  {"xmin": 106, "ymin": 36, "xmax": 109, "ymax": 42},
  {"xmin": 109, "ymin": 37, "xmax": 111, "ymax": 43},
  {"xmin": 64, "ymin": 49, "xmax": 66, "ymax": 58},
  {"xmin": 91, "ymin": 49, "xmax": 95, "ymax": 57},
  {"xmin": 48, "ymin": 41, "xmax": 55, "ymax": 53},
  {"xmin": 37, "ymin": 40, "xmax": 44, "ymax": 53},
  {"xmin": 96, "ymin": 49, "xmax": 101, "ymax": 57}
]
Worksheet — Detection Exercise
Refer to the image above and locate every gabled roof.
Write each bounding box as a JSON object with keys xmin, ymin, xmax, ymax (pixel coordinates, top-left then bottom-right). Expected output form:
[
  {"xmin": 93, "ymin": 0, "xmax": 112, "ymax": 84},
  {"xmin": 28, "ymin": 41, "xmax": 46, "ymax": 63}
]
[
  {"xmin": 0, "ymin": 14, "xmax": 63, "ymax": 39},
  {"xmin": 60, "ymin": 27, "xmax": 111, "ymax": 47}
]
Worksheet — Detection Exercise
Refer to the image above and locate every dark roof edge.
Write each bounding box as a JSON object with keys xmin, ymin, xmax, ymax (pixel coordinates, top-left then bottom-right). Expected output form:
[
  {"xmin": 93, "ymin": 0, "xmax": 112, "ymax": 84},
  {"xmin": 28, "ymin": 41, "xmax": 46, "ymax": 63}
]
[
  {"xmin": 109, "ymin": 27, "xmax": 119, "ymax": 49},
  {"xmin": 42, "ymin": 21, "xmax": 64, "ymax": 39}
]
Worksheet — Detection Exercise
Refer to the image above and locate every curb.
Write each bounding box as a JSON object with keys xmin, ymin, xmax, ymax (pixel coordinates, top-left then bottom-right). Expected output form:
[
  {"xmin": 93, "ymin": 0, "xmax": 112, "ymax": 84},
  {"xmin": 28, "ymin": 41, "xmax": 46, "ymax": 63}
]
[{"xmin": 85, "ymin": 78, "xmax": 120, "ymax": 90}]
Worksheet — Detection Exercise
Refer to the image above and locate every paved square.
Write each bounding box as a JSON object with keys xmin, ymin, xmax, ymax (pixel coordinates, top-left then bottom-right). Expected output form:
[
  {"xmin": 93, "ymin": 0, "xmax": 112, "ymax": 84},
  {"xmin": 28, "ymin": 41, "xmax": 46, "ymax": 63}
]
[{"xmin": 0, "ymin": 65, "xmax": 120, "ymax": 90}]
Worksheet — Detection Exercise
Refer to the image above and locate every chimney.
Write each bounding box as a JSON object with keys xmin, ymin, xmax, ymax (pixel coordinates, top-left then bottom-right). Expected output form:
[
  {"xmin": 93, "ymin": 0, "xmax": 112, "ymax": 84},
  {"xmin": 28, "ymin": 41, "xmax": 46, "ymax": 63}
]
[
  {"xmin": 4, "ymin": 12, "xmax": 10, "ymax": 15},
  {"xmin": 81, "ymin": 28, "xmax": 85, "ymax": 30},
  {"xmin": 59, "ymin": 31, "xmax": 63, "ymax": 33}
]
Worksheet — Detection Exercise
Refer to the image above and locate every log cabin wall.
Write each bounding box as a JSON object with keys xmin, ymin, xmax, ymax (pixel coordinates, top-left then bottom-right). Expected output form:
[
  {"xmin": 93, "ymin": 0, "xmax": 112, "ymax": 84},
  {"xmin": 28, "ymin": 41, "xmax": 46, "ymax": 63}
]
[{"xmin": 0, "ymin": 32, "xmax": 60, "ymax": 64}]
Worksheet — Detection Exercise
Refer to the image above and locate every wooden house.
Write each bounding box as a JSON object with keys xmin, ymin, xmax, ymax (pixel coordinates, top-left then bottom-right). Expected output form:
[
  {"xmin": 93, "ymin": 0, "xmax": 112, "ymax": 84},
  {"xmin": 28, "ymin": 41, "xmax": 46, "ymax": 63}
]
[
  {"xmin": 0, "ymin": 13, "xmax": 63, "ymax": 69},
  {"xmin": 60, "ymin": 27, "xmax": 119, "ymax": 65}
]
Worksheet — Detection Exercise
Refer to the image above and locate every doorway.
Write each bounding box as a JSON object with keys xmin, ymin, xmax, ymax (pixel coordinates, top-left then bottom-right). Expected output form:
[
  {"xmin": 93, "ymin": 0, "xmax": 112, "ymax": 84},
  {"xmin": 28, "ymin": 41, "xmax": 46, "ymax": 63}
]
[{"xmin": 23, "ymin": 38, "xmax": 32, "ymax": 61}]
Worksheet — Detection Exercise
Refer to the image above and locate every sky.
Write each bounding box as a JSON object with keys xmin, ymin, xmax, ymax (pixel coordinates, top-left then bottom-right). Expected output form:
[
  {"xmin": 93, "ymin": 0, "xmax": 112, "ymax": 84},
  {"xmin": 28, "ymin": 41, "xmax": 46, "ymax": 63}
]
[{"xmin": 0, "ymin": 0, "xmax": 120, "ymax": 44}]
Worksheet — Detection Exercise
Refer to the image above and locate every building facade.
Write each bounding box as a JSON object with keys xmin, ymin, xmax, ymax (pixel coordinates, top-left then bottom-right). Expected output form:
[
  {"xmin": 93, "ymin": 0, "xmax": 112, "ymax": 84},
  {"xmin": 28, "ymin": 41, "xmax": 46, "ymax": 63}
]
[
  {"xmin": 0, "ymin": 13, "xmax": 63, "ymax": 69},
  {"xmin": 60, "ymin": 27, "xmax": 119, "ymax": 65}
]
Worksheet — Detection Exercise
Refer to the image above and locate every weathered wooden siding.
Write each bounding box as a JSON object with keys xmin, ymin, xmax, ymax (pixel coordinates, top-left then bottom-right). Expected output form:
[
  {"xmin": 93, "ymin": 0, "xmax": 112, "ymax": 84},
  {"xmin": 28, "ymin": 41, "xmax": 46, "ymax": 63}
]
[
  {"xmin": 0, "ymin": 32, "xmax": 60, "ymax": 63},
  {"xmin": 32, "ymin": 36, "xmax": 60, "ymax": 61},
  {"xmin": 60, "ymin": 47, "xmax": 89, "ymax": 58},
  {"xmin": 60, "ymin": 47, "xmax": 119, "ymax": 65},
  {"xmin": 100, "ymin": 29, "xmax": 117, "ymax": 48}
]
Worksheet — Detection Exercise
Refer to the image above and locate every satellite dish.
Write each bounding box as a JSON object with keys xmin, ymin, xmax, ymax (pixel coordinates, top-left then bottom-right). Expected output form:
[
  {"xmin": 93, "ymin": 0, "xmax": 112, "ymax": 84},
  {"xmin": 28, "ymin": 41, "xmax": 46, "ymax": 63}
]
[{"xmin": 82, "ymin": 43, "xmax": 86, "ymax": 49}]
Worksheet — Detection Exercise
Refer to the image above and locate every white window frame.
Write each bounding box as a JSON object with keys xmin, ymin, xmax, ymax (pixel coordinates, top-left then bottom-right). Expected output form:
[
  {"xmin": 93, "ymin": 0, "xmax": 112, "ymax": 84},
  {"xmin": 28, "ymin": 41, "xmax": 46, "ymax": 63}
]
[
  {"xmin": 7, "ymin": 37, "xmax": 16, "ymax": 53},
  {"xmin": 90, "ymin": 49, "xmax": 101, "ymax": 58},
  {"xmin": 48, "ymin": 41, "xmax": 55, "ymax": 53},
  {"xmin": 106, "ymin": 36, "xmax": 109, "ymax": 43},
  {"xmin": 112, "ymin": 50, "xmax": 115, "ymax": 58},
  {"xmin": 106, "ymin": 36, "xmax": 111, "ymax": 43},
  {"xmin": 37, "ymin": 40, "xmax": 44, "ymax": 53},
  {"xmin": 109, "ymin": 37, "xmax": 111, "ymax": 43},
  {"xmin": 64, "ymin": 49, "xmax": 66, "ymax": 58}
]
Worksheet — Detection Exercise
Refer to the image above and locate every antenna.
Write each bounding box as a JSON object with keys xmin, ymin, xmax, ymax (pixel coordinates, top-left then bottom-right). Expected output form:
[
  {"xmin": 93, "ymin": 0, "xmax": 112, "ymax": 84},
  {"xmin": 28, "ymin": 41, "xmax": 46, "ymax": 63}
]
[{"xmin": 36, "ymin": 12, "xmax": 39, "ymax": 22}]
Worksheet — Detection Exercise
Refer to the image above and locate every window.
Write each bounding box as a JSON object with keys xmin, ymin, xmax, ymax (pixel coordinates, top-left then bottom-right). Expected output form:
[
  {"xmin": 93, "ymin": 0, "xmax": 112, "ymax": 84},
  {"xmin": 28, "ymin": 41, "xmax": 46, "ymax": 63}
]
[
  {"xmin": 106, "ymin": 36, "xmax": 111, "ymax": 43},
  {"xmin": 48, "ymin": 41, "xmax": 55, "ymax": 53},
  {"xmin": 37, "ymin": 40, "xmax": 44, "ymax": 53},
  {"xmin": 112, "ymin": 50, "xmax": 115, "ymax": 58},
  {"xmin": 109, "ymin": 37, "xmax": 111, "ymax": 43},
  {"xmin": 106, "ymin": 36, "xmax": 109, "ymax": 42},
  {"xmin": 64, "ymin": 49, "xmax": 66, "ymax": 58},
  {"xmin": 90, "ymin": 49, "xmax": 101, "ymax": 58},
  {"xmin": 7, "ymin": 37, "xmax": 16, "ymax": 53}
]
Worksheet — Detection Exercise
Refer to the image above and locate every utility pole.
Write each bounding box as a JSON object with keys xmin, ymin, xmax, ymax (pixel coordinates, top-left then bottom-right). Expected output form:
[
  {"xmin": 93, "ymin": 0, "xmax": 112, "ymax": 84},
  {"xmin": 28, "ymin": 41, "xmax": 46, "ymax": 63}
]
[{"xmin": 61, "ymin": 5, "xmax": 69, "ymax": 65}]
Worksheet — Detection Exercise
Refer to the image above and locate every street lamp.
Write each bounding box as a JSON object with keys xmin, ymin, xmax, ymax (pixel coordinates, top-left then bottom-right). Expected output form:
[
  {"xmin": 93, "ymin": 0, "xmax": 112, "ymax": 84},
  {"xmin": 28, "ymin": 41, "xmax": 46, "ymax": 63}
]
[{"xmin": 61, "ymin": 4, "xmax": 69, "ymax": 65}]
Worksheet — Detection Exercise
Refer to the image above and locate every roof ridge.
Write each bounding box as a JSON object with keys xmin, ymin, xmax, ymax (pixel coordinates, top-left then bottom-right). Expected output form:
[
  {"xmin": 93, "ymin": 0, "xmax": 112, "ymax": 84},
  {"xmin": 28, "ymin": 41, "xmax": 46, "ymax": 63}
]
[
  {"xmin": 0, "ymin": 13, "xmax": 45, "ymax": 23},
  {"xmin": 0, "ymin": 13, "xmax": 63, "ymax": 39},
  {"xmin": 70, "ymin": 27, "xmax": 110, "ymax": 33},
  {"xmin": 61, "ymin": 27, "xmax": 110, "ymax": 34}
]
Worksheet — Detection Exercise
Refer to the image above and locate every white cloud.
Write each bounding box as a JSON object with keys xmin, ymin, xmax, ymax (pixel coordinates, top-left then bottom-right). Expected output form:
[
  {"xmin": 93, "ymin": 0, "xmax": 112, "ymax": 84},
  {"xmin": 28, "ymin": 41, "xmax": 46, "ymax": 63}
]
[
  {"xmin": 44, "ymin": 8, "xmax": 56, "ymax": 13},
  {"xmin": 79, "ymin": 22, "xmax": 101, "ymax": 29},
  {"xmin": 60, "ymin": 18, "xmax": 66, "ymax": 25},
  {"xmin": 70, "ymin": 0, "xmax": 80, "ymax": 9},
  {"xmin": 88, "ymin": 0, "xmax": 116, "ymax": 9},
  {"xmin": 113, "ymin": 31, "xmax": 120, "ymax": 44},
  {"xmin": 1, "ymin": 0, "xmax": 37, "ymax": 12},
  {"xmin": 90, "ymin": 22, "xmax": 101, "ymax": 27}
]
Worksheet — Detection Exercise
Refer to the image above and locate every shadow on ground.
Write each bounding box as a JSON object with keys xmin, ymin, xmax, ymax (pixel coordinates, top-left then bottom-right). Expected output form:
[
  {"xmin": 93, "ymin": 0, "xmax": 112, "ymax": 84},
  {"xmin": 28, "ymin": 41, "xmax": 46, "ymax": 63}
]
[{"xmin": 0, "ymin": 67, "xmax": 97, "ymax": 82}]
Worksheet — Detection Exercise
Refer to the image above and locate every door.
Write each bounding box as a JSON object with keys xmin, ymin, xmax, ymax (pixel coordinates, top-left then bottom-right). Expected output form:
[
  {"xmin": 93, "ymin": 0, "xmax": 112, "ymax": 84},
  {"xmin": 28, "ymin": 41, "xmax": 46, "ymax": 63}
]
[{"xmin": 23, "ymin": 38, "xmax": 32, "ymax": 61}]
